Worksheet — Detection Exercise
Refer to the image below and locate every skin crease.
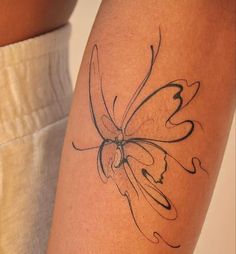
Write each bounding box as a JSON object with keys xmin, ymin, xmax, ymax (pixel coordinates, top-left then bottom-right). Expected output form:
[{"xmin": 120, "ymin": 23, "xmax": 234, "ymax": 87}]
[
  {"xmin": 0, "ymin": 0, "xmax": 78, "ymax": 46},
  {"xmin": 46, "ymin": 0, "xmax": 235, "ymax": 254}
]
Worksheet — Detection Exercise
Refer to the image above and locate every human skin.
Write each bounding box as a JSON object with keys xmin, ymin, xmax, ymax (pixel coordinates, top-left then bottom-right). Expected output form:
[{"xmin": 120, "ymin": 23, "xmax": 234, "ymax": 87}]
[
  {"xmin": 0, "ymin": 0, "xmax": 78, "ymax": 46},
  {"xmin": 47, "ymin": 1, "xmax": 235, "ymax": 253}
]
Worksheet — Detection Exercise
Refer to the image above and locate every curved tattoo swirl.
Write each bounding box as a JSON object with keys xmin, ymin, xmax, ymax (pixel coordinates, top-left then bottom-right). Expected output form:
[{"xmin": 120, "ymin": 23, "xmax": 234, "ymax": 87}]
[{"xmin": 72, "ymin": 30, "xmax": 207, "ymax": 248}]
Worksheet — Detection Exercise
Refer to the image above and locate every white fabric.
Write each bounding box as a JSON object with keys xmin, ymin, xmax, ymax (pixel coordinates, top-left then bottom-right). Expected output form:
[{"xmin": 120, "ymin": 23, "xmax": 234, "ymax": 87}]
[{"xmin": 0, "ymin": 24, "xmax": 72, "ymax": 254}]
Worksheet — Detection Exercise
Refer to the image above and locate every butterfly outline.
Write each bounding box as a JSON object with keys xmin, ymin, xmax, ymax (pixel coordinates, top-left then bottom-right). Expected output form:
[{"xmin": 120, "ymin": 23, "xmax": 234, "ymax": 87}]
[{"xmin": 72, "ymin": 29, "xmax": 207, "ymax": 248}]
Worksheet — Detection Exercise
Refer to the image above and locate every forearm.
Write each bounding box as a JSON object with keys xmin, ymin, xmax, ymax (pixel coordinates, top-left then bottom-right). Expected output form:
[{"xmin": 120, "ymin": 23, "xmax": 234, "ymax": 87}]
[{"xmin": 47, "ymin": 1, "xmax": 235, "ymax": 253}]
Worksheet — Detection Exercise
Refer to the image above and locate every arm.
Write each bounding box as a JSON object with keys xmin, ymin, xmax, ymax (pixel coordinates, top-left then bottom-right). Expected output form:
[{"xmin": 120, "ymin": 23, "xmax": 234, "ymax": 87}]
[{"xmin": 47, "ymin": 1, "xmax": 235, "ymax": 253}]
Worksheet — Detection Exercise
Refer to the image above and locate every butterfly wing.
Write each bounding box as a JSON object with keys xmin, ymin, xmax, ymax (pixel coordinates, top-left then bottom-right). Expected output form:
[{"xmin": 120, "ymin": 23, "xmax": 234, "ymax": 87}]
[
  {"xmin": 124, "ymin": 140, "xmax": 177, "ymax": 219},
  {"xmin": 124, "ymin": 140, "xmax": 180, "ymax": 246},
  {"xmin": 89, "ymin": 45, "xmax": 120, "ymax": 140},
  {"xmin": 98, "ymin": 137, "xmax": 178, "ymax": 244},
  {"xmin": 123, "ymin": 80, "xmax": 200, "ymax": 143}
]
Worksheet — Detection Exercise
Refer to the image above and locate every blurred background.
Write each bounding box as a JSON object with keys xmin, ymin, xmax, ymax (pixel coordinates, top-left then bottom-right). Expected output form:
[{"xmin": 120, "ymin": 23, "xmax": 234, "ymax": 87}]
[{"xmin": 68, "ymin": 1, "xmax": 235, "ymax": 253}]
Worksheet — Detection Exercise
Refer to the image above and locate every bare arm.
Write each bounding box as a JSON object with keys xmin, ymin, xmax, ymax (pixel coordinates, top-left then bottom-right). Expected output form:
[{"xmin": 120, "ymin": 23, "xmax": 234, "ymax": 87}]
[{"xmin": 47, "ymin": 1, "xmax": 235, "ymax": 253}]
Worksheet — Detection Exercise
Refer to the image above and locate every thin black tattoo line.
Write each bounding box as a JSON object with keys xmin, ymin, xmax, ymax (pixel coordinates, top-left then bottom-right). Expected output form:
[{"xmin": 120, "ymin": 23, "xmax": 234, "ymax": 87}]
[
  {"xmin": 101, "ymin": 115, "xmax": 119, "ymax": 135},
  {"xmin": 124, "ymin": 190, "xmax": 164, "ymax": 245},
  {"xmin": 143, "ymin": 153, "xmax": 168, "ymax": 185},
  {"xmin": 100, "ymin": 74, "xmax": 120, "ymax": 131},
  {"xmin": 137, "ymin": 182, "xmax": 177, "ymax": 220},
  {"xmin": 112, "ymin": 95, "xmax": 118, "ymax": 122},
  {"xmin": 97, "ymin": 143, "xmax": 107, "ymax": 183},
  {"xmin": 175, "ymin": 79, "xmax": 200, "ymax": 109},
  {"xmin": 124, "ymin": 83, "xmax": 195, "ymax": 142},
  {"xmin": 125, "ymin": 118, "xmax": 155, "ymax": 137},
  {"xmin": 88, "ymin": 47, "xmax": 106, "ymax": 140},
  {"xmin": 165, "ymin": 80, "xmax": 204, "ymax": 131},
  {"xmin": 97, "ymin": 140, "xmax": 113, "ymax": 177},
  {"xmin": 126, "ymin": 158, "xmax": 178, "ymax": 222},
  {"xmin": 164, "ymin": 81, "xmax": 197, "ymax": 131},
  {"xmin": 116, "ymin": 183, "xmax": 178, "ymax": 247},
  {"xmin": 121, "ymin": 26, "xmax": 162, "ymax": 126},
  {"xmin": 127, "ymin": 140, "xmax": 168, "ymax": 184},
  {"xmin": 125, "ymin": 140, "xmax": 155, "ymax": 166},
  {"xmin": 121, "ymin": 160, "xmax": 140, "ymax": 198},
  {"xmin": 88, "ymin": 46, "xmax": 119, "ymax": 140},
  {"xmin": 134, "ymin": 138, "xmax": 208, "ymax": 175},
  {"xmin": 72, "ymin": 141, "xmax": 100, "ymax": 151},
  {"xmin": 154, "ymin": 232, "xmax": 181, "ymax": 249},
  {"xmin": 124, "ymin": 162, "xmax": 179, "ymax": 247},
  {"xmin": 72, "ymin": 28, "xmax": 207, "ymax": 248},
  {"xmin": 119, "ymin": 156, "xmax": 178, "ymax": 223}
]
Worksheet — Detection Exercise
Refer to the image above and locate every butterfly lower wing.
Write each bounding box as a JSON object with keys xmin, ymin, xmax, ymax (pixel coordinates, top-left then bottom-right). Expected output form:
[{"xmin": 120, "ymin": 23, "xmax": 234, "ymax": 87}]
[
  {"xmin": 98, "ymin": 132, "xmax": 179, "ymax": 246},
  {"xmin": 124, "ymin": 141, "xmax": 177, "ymax": 220},
  {"xmin": 123, "ymin": 162, "xmax": 180, "ymax": 247},
  {"xmin": 123, "ymin": 80, "xmax": 200, "ymax": 143}
]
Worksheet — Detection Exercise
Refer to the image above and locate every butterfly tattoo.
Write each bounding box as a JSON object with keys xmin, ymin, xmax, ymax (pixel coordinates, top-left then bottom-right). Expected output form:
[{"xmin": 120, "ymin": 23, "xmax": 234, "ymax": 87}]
[{"xmin": 72, "ymin": 31, "xmax": 207, "ymax": 248}]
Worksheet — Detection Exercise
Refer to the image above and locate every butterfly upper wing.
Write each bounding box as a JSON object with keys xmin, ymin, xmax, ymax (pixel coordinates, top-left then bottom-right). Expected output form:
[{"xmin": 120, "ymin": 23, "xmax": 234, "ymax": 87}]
[
  {"xmin": 123, "ymin": 80, "xmax": 200, "ymax": 143},
  {"xmin": 89, "ymin": 45, "xmax": 120, "ymax": 140}
]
